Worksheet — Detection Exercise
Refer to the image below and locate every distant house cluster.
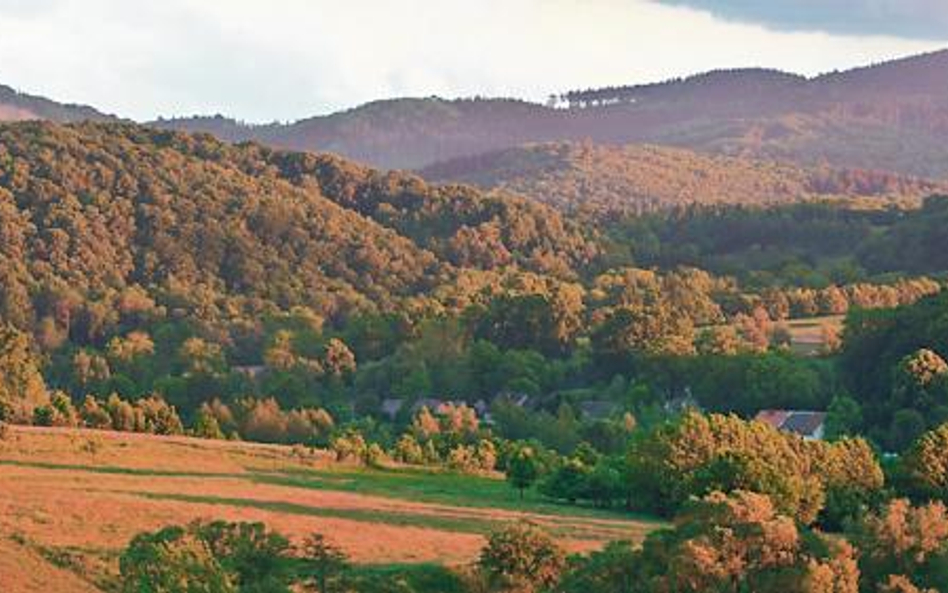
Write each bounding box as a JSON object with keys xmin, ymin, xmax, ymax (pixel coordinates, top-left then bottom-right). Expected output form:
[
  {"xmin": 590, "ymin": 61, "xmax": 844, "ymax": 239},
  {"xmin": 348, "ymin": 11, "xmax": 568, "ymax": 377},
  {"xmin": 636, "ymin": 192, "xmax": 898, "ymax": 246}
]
[
  {"xmin": 379, "ymin": 398, "xmax": 495, "ymax": 423},
  {"xmin": 378, "ymin": 393, "xmax": 628, "ymax": 425},
  {"xmin": 755, "ymin": 409, "xmax": 827, "ymax": 440}
]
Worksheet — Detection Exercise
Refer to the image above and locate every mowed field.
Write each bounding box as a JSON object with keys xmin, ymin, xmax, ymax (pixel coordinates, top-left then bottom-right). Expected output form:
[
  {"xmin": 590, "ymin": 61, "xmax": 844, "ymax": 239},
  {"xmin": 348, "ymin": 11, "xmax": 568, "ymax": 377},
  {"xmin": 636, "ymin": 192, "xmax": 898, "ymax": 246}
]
[
  {"xmin": 784, "ymin": 315, "xmax": 844, "ymax": 356},
  {"xmin": 0, "ymin": 426, "xmax": 661, "ymax": 592}
]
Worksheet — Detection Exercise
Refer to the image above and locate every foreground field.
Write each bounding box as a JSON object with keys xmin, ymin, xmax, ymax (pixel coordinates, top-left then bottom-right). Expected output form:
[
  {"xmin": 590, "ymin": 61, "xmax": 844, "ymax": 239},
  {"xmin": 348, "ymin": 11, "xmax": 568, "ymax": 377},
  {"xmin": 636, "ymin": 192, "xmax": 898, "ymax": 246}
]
[{"xmin": 0, "ymin": 427, "xmax": 660, "ymax": 592}]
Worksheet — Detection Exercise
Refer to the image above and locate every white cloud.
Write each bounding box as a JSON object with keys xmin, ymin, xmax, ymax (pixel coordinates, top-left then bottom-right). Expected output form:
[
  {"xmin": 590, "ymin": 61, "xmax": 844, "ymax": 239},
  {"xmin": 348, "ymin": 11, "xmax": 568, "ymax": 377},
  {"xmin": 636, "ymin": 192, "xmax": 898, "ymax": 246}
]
[{"xmin": 0, "ymin": 0, "xmax": 942, "ymax": 122}]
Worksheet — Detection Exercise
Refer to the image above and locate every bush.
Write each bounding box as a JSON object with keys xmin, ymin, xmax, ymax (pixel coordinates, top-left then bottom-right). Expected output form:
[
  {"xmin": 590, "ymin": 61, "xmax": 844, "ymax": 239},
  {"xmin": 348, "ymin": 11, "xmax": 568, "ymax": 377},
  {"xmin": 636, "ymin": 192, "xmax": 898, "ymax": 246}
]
[
  {"xmin": 364, "ymin": 443, "xmax": 387, "ymax": 468},
  {"xmin": 137, "ymin": 395, "xmax": 184, "ymax": 435},
  {"xmin": 192, "ymin": 407, "xmax": 225, "ymax": 440},
  {"xmin": 33, "ymin": 392, "xmax": 79, "ymax": 427},
  {"xmin": 392, "ymin": 434, "xmax": 425, "ymax": 465},
  {"xmin": 478, "ymin": 522, "xmax": 566, "ymax": 593},
  {"xmin": 332, "ymin": 430, "xmax": 368, "ymax": 463},
  {"xmin": 120, "ymin": 525, "xmax": 234, "ymax": 593},
  {"xmin": 297, "ymin": 533, "xmax": 349, "ymax": 593},
  {"xmin": 32, "ymin": 405, "xmax": 55, "ymax": 427},
  {"xmin": 120, "ymin": 521, "xmax": 293, "ymax": 593},
  {"xmin": 79, "ymin": 395, "xmax": 112, "ymax": 429}
]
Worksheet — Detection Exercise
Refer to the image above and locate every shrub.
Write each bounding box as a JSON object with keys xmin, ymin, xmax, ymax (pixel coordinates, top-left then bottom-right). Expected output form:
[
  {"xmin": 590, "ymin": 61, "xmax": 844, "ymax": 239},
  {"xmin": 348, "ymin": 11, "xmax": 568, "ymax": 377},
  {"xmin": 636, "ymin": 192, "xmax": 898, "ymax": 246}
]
[
  {"xmin": 137, "ymin": 395, "xmax": 184, "ymax": 435},
  {"xmin": 192, "ymin": 406, "xmax": 225, "ymax": 440},
  {"xmin": 297, "ymin": 533, "xmax": 349, "ymax": 593},
  {"xmin": 364, "ymin": 443, "xmax": 387, "ymax": 468},
  {"xmin": 392, "ymin": 433, "xmax": 425, "ymax": 465},
  {"xmin": 79, "ymin": 395, "xmax": 112, "ymax": 429},
  {"xmin": 331, "ymin": 430, "xmax": 368, "ymax": 463},
  {"xmin": 447, "ymin": 445, "xmax": 479, "ymax": 473},
  {"xmin": 120, "ymin": 521, "xmax": 293, "ymax": 593},
  {"xmin": 105, "ymin": 393, "xmax": 139, "ymax": 432},
  {"xmin": 120, "ymin": 525, "xmax": 234, "ymax": 593},
  {"xmin": 478, "ymin": 522, "xmax": 566, "ymax": 593}
]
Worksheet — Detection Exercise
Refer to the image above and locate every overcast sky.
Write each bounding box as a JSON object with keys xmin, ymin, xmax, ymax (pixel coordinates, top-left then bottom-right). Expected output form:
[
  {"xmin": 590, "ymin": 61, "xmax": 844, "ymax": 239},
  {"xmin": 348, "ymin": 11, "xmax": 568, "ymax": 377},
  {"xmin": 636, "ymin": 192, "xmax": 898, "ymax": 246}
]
[{"xmin": 0, "ymin": 0, "xmax": 944, "ymax": 123}]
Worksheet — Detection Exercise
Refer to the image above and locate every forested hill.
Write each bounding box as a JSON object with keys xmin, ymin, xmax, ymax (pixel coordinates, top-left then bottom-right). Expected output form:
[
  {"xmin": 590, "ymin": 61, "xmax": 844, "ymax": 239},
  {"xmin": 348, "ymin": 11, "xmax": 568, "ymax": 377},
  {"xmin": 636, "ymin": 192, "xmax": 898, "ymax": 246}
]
[
  {"xmin": 0, "ymin": 121, "xmax": 594, "ymax": 333},
  {"xmin": 0, "ymin": 83, "xmax": 115, "ymax": 123},
  {"xmin": 153, "ymin": 98, "xmax": 561, "ymax": 171},
  {"xmin": 419, "ymin": 142, "xmax": 948, "ymax": 214},
  {"xmin": 154, "ymin": 49, "xmax": 948, "ymax": 176}
]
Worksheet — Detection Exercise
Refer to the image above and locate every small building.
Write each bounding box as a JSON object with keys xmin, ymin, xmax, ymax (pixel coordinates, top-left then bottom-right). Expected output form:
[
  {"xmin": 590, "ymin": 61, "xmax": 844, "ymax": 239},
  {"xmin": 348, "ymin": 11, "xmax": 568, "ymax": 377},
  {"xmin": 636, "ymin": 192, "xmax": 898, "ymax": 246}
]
[
  {"xmin": 755, "ymin": 409, "xmax": 827, "ymax": 440},
  {"xmin": 380, "ymin": 399, "xmax": 405, "ymax": 422},
  {"xmin": 578, "ymin": 400, "xmax": 620, "ymax": 421},
  {"xmin": 233, "ymin": 365, "xmax": 267, "ymax": 380},
  {"xmin": 411, "ymin": 398, "xmax": 446, "ymax": 414},
  {"xmin": 495, "ymin": 392, "xmax": 531, "ymax": 409}
]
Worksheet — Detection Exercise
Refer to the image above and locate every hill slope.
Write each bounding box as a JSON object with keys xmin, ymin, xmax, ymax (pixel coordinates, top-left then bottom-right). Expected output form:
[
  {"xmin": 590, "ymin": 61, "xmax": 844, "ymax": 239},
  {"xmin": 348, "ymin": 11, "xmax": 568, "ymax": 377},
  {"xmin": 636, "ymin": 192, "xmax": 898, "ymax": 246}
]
[
  {"xmin": 155, "ymin": 98, "xmax": 563, "ymax": 171},
  {"xmin": 420, "ymin": 142, "xmax": 948, "ymax": 214},
  {"xmin": 0, "ymin": 84, "xmax": 114, "ymax": 123},
  {"xmin": 0, "ymin": 121, "xmax": 594, "ymax": 341},
  {"xmin": 156, "ymin": 50, "xmax": 948, "ymax": 177}
]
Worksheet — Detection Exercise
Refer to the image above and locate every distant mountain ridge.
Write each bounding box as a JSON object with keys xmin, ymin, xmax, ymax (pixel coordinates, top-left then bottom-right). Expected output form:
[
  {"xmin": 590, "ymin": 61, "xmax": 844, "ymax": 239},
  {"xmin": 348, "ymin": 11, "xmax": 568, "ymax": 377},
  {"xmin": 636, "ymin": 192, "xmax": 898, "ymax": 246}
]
[
  {"xmin": 153, "ymin": 49, "xmax": 948, "ymax": 177},
  {"xmin": 0, "ymin": 83, "xmax": 115, "ymax": 123},
  {"xmin": 4, "ymin": 49, "xmax": 948, "ymax": 178}
]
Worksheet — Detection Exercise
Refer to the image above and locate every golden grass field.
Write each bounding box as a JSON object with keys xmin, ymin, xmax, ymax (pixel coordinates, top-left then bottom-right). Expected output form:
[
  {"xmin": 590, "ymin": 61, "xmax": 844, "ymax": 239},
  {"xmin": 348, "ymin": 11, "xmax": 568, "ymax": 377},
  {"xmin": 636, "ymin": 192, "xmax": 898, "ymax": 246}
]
[
  {"xmin": 784, "ymin": 315, "xmax": 844, "ymax": 356},
  {"xmin": 0, "ymin": 426, "xmax": 660, "ymax": 592}
]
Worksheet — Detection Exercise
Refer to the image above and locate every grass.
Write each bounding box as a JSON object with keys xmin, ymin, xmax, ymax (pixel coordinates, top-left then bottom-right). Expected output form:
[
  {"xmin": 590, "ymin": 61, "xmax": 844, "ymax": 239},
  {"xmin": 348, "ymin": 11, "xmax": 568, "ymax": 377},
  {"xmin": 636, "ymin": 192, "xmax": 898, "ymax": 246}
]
[
  {"xmin": 0, "ymin": 426, "xmax": 662, "ymax": 592},
  {"xmin": 343, "ymin": 563, "xmax": 469, "ymax": 593},
  {"xmin": 131, "ymin": 490, "xmax": 645, "ymax": 541},
  {"xmin": 256, "ymin": 464, "xmax": 654, "ymax": 522},
  {"xmin": 132, "ymin": 491, "xmax": 506, "ymax": 535},
  {"xmin": 784, "ymin": 315, "xmax": 843, "ymax": 356},
  {"xmin": 0, "ymin": 458, "xmax": 246, "ymax": 479}
]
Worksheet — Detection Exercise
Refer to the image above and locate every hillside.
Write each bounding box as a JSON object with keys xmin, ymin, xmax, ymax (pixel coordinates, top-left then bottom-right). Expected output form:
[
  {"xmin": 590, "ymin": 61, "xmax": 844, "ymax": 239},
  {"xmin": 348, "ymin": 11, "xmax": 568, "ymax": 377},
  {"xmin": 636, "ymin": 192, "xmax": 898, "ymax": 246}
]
[
  {"xmin": 154, "ymin": 50, "xmax": 948, "ymax": 177},
  {"xmin": 155, "ymin": 98, "xmax": 563, "ymax": 171},
  {"xmin": 0, "ymin": 121, "xmax": 595, "ymax": 346},
  {"xmin": 420, "ymin": 142, "xmax": 947, "ymax": 214},
  {"xmin": 0, "ymin": 84, "xmax": 114, "ymax": 123}
]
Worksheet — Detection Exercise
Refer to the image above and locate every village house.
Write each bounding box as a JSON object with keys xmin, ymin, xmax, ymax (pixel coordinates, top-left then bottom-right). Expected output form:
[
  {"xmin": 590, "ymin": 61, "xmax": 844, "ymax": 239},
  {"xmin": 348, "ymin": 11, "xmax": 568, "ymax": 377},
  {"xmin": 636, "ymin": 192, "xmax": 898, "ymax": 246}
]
[{"xmin": 754, "ymin": 409, "xmax": 827, "ymax": 440}]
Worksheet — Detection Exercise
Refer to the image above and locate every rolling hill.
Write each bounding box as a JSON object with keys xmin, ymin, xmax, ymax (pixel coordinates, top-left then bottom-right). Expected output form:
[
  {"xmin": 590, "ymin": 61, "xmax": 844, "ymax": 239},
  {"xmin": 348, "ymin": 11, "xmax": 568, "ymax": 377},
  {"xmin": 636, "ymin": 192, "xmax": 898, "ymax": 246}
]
[
  {"xmin": 420, "ymin": 142, "xmax": 948, "ymax": 214},
  {"xmin": 0, "ymin": 83, "xmax": 114, "ymax": 123},
  {"xmin": 0, "ymin": 121, "xmax": 594, "ymax": 343},
  {"xmin": 154, "ymin": 49, "xmax": 948, "ymax": 177},
  {"xmin": 6, "ymin": 50, "xmax": 948, "ymax": 178}
]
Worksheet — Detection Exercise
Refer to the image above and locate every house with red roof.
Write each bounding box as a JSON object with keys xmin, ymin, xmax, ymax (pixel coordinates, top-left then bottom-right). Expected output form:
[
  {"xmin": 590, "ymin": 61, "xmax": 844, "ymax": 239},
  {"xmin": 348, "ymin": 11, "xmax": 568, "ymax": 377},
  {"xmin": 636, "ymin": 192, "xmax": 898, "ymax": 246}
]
[{"xmin": 754, "ymin": 409, "xmax": 827, "ymax": 440}]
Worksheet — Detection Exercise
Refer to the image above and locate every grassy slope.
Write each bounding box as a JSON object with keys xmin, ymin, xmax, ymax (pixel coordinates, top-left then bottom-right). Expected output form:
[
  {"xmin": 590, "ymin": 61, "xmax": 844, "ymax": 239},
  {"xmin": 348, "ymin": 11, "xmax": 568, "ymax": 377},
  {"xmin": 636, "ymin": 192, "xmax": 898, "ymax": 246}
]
[
  {"xmin": 0, "ymin": 538, "xmax": 102, "ymax": 593},
  {"xmin": 0, "ymin": 427, "xmax": 660, "ymax": 592}
]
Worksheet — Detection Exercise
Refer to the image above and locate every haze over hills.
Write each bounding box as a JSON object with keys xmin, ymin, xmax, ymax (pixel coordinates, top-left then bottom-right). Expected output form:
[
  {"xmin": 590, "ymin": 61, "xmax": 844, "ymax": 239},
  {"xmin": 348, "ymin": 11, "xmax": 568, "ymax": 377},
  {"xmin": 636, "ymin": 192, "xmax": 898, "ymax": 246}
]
[
  {"xmin": 420, "ymin": 142, "xmax": 948, "ymax": 214},
  {"xmin": 4, "ymin": 49, "xmax": 948, "ymax": 181},
  {"xmin": 0, "ymin": 83, "xmax": 115, "ymax": 123},
  {"xmin": 152, "ymin": 49, "xmax": 948, "ymax": 177}
]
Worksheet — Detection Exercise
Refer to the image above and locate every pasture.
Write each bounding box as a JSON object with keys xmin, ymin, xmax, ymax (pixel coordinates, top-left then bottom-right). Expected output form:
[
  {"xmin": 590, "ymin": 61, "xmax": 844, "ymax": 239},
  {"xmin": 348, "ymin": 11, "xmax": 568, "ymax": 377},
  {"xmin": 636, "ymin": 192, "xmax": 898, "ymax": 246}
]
[{"xmin": 0, "ymin": 426, "xmax": 660, "ymax": 592}]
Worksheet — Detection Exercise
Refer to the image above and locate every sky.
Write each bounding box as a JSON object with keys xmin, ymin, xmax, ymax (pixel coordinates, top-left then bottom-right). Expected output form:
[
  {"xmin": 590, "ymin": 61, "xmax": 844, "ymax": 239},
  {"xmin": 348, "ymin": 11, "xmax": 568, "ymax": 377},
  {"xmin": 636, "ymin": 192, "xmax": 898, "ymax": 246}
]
[{"xmin": 0, "ymin": 0, "xmax": 945, "ymax": 123}]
